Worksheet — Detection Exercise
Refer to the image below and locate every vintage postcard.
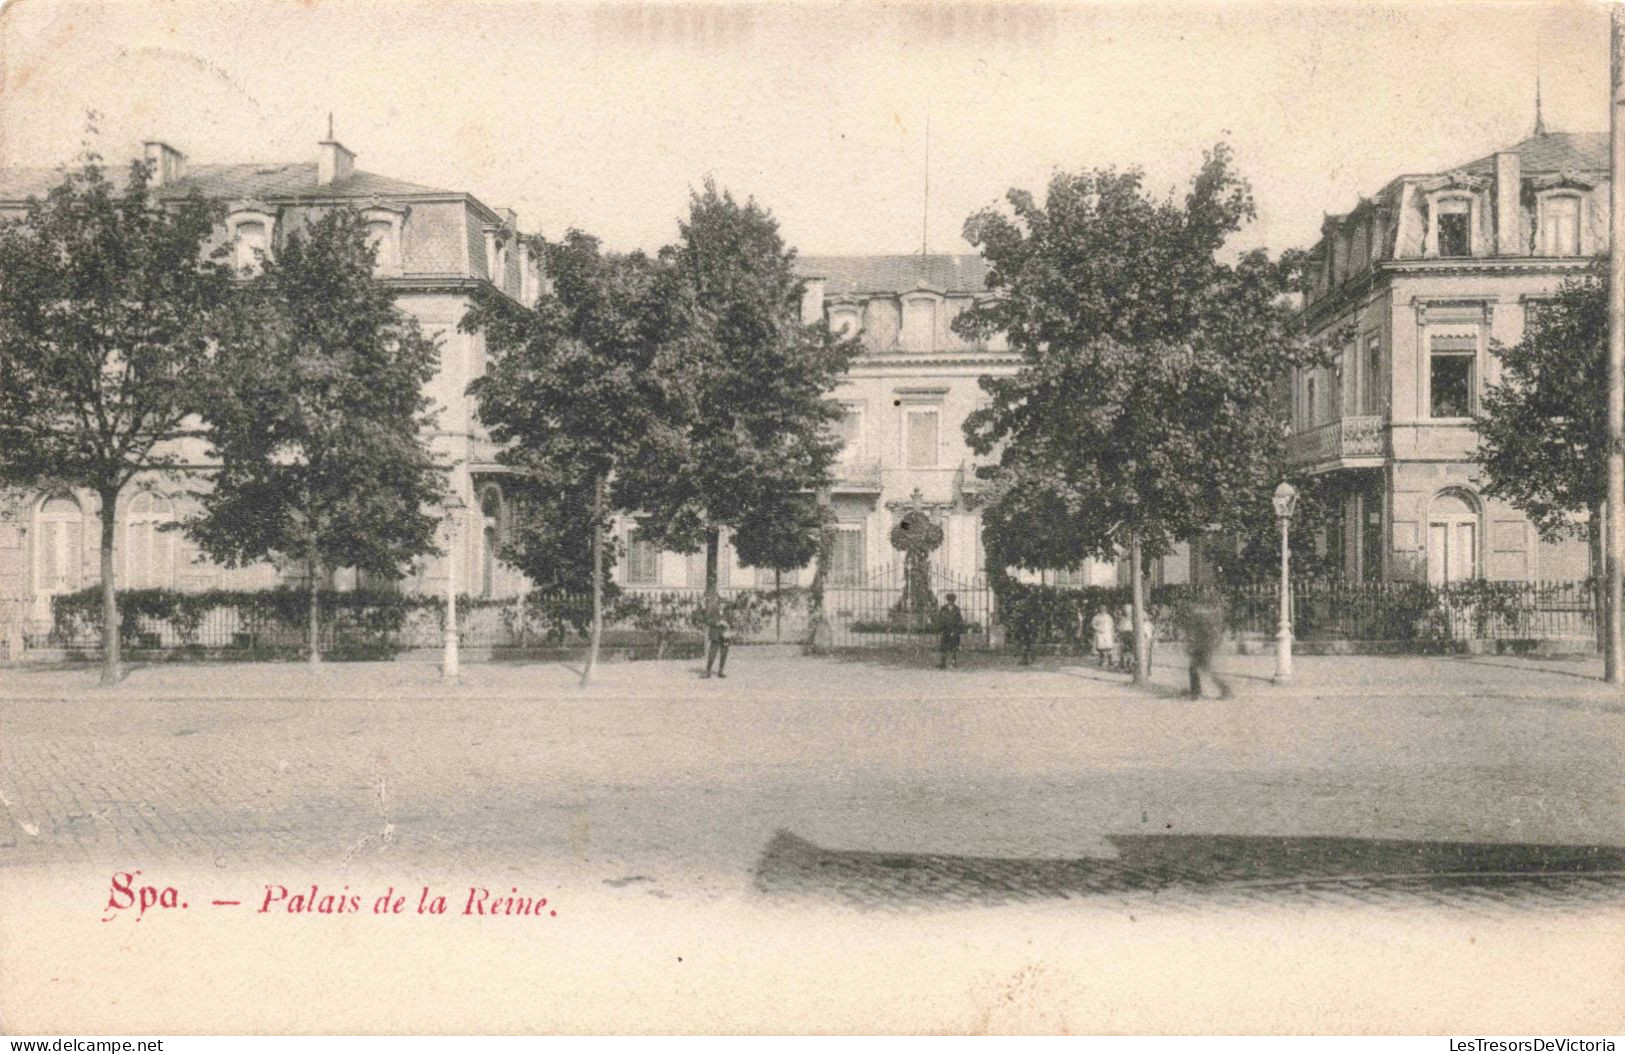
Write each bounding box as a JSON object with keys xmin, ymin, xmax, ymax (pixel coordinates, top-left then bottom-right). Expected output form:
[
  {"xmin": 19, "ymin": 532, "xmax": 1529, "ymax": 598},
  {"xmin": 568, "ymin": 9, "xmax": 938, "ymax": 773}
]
[{"xmin": 0, "ymin": 0, "xmax": 1622, "ymax": 1038}]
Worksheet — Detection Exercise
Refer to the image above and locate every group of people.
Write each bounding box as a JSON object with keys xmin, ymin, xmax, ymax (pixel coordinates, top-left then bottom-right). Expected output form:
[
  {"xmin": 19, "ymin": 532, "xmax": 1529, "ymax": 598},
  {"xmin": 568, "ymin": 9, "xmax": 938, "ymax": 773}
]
[
  {"xmin": 938, "ymin": 592, "xmax": 1230, "ymax": 698},
  {"xmin": 710, "ymin": 590, "xmax": 1230, "ymax": 699},
  {"xmin": 1086, "ymin": 604, "xmax": 1154, "ymax": 673}
]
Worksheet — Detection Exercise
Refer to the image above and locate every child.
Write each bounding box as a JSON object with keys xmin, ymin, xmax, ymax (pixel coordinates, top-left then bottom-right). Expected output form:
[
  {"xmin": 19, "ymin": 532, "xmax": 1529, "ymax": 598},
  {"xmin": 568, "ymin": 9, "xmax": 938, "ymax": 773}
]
[{"xmin": 1089, "ymin": 607, "xmax": 1117, "ymax": 668}]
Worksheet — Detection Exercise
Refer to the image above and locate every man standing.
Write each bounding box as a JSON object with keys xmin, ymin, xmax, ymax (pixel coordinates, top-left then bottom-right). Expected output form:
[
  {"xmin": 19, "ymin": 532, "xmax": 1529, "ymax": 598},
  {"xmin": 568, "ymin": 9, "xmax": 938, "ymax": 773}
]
[
  {"xmin": 937, "ymin": 592, "xmax": 965, "ymax": 670},
  {"xmin": 702, "ymin": 594, "xmax": 730, "ymax": 679}
]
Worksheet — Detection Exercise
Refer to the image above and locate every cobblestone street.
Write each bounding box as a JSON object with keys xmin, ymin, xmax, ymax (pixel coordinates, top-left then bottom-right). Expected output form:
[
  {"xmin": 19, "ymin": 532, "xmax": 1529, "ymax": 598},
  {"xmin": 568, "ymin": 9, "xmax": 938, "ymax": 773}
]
[
  {"xmin": 2, "ymin": 650, "xmax": 1623, "ymax": 1032},
  {"xmin": 2, "ymin": 650, "xmax": 1622, "ymax": 903}
]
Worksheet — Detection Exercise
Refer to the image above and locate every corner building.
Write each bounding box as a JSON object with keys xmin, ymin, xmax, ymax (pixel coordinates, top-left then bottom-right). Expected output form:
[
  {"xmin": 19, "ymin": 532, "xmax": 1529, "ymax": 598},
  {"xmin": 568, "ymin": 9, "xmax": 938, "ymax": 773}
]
[{"xmin": 1289, "ymin": 127, "xmax": 1601, "ymax": 585}]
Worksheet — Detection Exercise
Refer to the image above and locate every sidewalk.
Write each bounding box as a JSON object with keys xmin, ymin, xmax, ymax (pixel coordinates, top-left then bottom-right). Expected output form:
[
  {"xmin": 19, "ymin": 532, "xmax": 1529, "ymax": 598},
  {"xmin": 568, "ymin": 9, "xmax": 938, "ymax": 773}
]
[{"xmin": 1, "ymin": 646, "xmax": 1620, "ymax": 703}]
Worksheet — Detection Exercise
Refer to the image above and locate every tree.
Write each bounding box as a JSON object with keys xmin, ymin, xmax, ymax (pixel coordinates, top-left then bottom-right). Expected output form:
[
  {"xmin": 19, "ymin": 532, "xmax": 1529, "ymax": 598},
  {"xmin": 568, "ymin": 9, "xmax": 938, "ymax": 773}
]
[
  {"xmin": 957, "ymin": 145, "xmax": 1325, "ymax": 681},
  {"xmin": 622, "ymin": 181, "xmax": 860, "ymax": 609},
  {"xmin": 462, "ymin": 230, "xmax": 673, "ymax": 685},
  {"xmin": 1476, "ymin": 267, "xmax": 1607, "ymax": 639},
  {"xmin": 184, "ymin": 208, "xmax": 443, "ymax": 665},
  {"xmin": 0, "ymin": 157, "xmax": 235, "ymax": 684},
  {"xmin": 731, "ymin": 490, "xmax": 825, "ymax": 639}
]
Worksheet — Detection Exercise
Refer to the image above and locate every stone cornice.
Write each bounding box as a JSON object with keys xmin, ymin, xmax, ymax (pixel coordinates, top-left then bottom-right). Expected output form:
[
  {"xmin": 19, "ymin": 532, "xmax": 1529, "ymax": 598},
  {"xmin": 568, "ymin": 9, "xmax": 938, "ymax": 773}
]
[{"xmin": 854, "ymin": 353, "xmax": 1022, "ymax": 369}]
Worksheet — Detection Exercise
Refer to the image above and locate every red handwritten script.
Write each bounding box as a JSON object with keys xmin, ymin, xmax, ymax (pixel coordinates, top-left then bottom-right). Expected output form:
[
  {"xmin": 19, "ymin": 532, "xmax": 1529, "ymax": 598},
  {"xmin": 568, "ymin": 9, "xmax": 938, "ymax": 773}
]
[{"xmin": 102, "ymin": 871, "xmax": 559, "ymax": 922}]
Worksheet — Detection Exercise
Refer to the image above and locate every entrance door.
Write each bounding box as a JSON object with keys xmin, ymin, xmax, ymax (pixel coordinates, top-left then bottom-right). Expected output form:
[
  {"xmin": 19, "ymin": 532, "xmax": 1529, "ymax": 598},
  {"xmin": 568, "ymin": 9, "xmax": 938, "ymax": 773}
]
[{"xmin": 1427, "ymin": 492, "xmax": 1478, "ymax": 585}]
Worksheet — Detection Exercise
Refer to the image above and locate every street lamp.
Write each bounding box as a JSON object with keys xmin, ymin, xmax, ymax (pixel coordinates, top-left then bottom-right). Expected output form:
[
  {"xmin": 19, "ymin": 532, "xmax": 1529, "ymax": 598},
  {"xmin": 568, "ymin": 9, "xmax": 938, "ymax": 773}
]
[
  {"xmin": 442, "ymin": 493, "xmax": 467, "ymax": 681},
  {"xmin": 1272, "ymin": 481, "xmax": 1299, "ymax": 684}
]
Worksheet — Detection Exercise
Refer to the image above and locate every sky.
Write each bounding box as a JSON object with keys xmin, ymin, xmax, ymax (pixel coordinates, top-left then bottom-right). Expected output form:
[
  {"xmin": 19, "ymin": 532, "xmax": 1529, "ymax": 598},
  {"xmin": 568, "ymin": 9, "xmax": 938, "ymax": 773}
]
[{"xmin": 0, "ymin": 0, "xmax": 1611, "ymax": 258}]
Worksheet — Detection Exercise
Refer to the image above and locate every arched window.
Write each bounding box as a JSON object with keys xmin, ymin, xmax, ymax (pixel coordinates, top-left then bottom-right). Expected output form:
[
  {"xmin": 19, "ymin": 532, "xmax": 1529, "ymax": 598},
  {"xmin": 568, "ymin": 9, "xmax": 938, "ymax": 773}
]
[
  {"xmin": 125, "ymin": 492, "xmax": 176, "ymax": 589},
  {"xmin": 226, "ymin": 206, "xmax": 276, "ymax": 274},
  {"xmin": 34, "ymin": 494, "xmax": 84, "ymax": 597},
  {"xmin": 361, "ymin": 203, "xmax": 408, "ymax": 276},
  {"xmin": 1426, "ymin": 490, "xmax": 1479, "ymax": 585},
  {"xmin": 234, "ymin": 221, "xmax": 268, "ymax": 272}
]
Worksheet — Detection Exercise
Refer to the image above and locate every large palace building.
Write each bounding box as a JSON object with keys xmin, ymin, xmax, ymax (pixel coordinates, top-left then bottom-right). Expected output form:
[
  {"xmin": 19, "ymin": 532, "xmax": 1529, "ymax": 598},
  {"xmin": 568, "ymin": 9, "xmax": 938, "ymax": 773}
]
[
  {"xmin": 1287, "ymin": 125, "xmax": 1601, "ymax": 585},
  {"xmin": 0, "ymin": 137, "xmax": 541, "ymax": 628}
]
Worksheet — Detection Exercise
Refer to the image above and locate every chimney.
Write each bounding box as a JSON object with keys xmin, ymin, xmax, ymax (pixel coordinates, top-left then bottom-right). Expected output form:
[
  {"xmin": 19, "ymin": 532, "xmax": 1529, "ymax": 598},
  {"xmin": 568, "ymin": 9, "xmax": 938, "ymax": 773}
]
[
  {"xmin": 1495, "ymin": 150, "xmax": 1522, "ymax": 255},
  {"xmin": 318, "ymin": 139, "xmax": 356, "ymax": 185},
  {"xmin": 142, "ymin": 141, "xmax": 186, "ymax": 187}
]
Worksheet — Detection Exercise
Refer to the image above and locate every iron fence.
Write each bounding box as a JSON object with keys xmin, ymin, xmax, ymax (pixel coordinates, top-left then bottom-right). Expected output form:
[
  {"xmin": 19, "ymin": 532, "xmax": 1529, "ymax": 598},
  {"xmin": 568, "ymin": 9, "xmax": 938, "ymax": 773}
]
[{"xmin": 0, "ymin": 577, "xmax": 1603, "ymax": 662}]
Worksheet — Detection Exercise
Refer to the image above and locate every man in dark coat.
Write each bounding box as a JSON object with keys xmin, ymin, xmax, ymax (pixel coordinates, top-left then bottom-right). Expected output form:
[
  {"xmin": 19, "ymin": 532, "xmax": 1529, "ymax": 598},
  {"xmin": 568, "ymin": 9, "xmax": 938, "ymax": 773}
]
[
  {"xmin": 702, "ymin": 594, "xmax": 730, "ymax": 679},
  {"xmin": 937, "ymin": 592, "xmax": 965, "ymax": 670}
]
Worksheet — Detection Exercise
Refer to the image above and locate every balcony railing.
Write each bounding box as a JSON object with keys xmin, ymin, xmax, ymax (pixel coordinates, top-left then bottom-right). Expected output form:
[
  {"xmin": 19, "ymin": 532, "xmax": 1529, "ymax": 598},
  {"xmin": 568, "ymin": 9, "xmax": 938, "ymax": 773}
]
[
  {"xmin": 832, "ymin": 459, "xmax": 883, "ymax": 492},
  {"xmin": 1286, "ymin": 414, "xmax": 1388, "ymax": 471}
]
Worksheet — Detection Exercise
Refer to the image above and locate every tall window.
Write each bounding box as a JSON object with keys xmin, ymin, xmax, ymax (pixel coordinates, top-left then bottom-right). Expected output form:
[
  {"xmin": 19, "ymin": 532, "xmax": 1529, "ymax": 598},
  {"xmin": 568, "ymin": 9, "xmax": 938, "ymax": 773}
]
[
  {"xmin": 1361, "ymin": 333, "xmax": 1382, "ymax": 414},
  {"xmin": 125, "ymin": 492, "xmax": 175, "ymax": 589},
  {"xmin": 626, "ymin": 530, "xmax": 660, "ymax": 585},
  {"xmin": 1429, "ymin": 334, "xmax": 1476, "ymax": 418},
  {"xmin": 834, "ymin": 405, "xmax": 862, "ymax": 455},
  {"xmin": 479, "ymin": 487, "xmax": 504, "ymax": 598},
  {"xmin": 35, "ymin": 495, "xmax": 84, "ymax": 596},
  {"xmin": 829, "ymin": 525, "xmax": 865, "ymax": 586},
  {"xmin": 1539, "ymin": 195, "xmax": 1582, "ymax": 256},
  {"xmin": 1304, "ymin": 377, "xmax": 1317, "ymax": 427},
  {"xmin": 905, "ymin": 408, "xmax": 939, "ymax": 467}
]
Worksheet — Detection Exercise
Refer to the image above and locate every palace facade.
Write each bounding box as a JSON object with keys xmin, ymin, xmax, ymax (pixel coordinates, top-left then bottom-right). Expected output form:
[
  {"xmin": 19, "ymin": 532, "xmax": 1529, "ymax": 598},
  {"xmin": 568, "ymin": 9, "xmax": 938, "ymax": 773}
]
[
  {"xmin": 0, "ymin": 137, "xmax": 540, "ymax": 628},
  {"xmin": 1287, "ymin": 126, "xmax": 1601, "ymax": 585}
]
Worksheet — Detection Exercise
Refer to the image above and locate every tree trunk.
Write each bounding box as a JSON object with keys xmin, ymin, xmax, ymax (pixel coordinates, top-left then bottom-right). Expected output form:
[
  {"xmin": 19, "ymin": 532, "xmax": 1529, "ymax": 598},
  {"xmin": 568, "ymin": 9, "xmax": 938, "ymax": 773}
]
[
  {"xmin": 774, "ymin": 568, "xmax": 782, "ymax": 642},
  {"xmin": 582, "ymin": 473, "xmax": 605, "ymax": 688},
  {"xmin": 306, "ymin": 551, "xmax": 322, "ymax": 666},
  {"xmin": 1593, "ymin": 501, "xmax": 1608, "ymax": 655},
  {"xmin": 97, "ymin": 487, "xmax": 121, "ymax": 687},
  {"xmin": 705, "ymin": 527, "xmax": 720, "ymax": 602},
  {"xmin": 1129, "ymin": 531, "xmax": 1148, "ymax": 686}
]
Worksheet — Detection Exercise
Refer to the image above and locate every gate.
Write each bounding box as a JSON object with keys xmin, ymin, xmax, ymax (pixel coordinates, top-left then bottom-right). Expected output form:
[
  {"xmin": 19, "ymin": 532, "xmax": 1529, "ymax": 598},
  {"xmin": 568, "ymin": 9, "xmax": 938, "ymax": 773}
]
[{"xmin": 819, "ymin": 562, "xmax": 994, "ymax": 650}]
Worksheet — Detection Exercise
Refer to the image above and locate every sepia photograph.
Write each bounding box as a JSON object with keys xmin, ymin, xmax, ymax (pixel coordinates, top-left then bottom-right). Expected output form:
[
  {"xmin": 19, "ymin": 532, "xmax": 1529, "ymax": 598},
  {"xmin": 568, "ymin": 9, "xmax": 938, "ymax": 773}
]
[{"xmin": 0, "ymin": 0, "xmax": 1622, "ymax": 1038}]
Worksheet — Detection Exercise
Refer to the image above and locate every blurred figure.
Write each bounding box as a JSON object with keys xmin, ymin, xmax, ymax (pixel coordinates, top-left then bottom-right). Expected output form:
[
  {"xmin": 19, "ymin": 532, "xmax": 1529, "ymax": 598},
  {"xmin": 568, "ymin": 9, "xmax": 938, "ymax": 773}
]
[{"xmin": 1179, "ymin": 596, "xmax": 1230, "ymax": 699}]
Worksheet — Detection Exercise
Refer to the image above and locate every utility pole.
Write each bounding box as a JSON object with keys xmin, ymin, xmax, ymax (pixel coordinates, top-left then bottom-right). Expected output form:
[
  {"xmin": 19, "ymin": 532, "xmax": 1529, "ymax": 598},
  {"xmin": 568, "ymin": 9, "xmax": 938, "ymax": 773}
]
[{"xmin": 1608, "ymin": 6, "xmax": 1625, "ymax": 684}]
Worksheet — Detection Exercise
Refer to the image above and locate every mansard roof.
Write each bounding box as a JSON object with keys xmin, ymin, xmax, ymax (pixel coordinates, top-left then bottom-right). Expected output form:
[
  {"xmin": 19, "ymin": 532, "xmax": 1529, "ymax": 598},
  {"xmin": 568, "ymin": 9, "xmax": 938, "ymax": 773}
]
[
  {"xmin": 1449, "ymin": 131, "xmax": 1607, "ymax": 178},
  {"xmin": 796, "ymin": 253, "xmax": 991, "ymax": 296},
  {"xmin": 0, "ymin": 162, "xmax": 455, "ymax": 206}
]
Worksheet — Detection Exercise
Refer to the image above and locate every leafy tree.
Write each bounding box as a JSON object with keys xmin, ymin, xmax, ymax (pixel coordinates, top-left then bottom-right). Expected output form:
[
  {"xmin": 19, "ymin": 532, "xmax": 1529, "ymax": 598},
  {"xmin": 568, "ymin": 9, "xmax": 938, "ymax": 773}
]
[
  {"xmin": 0, "ymin": 156, "xmax": 235, "ymax": 684},
  {"xmin": 731, "ymin": 490, "xmax": 825, "ymax": 639},
  {"xmin": 957, "ymin": 145, "xmax": 1325, "ymax": 681},
  {"xmin": 184, "ymin": 208, "xmax": 443, "ymax": 664},
  {"xmin": 1476, "ymin": 267, "xmax": 1607, "ymax": 640},
  {"xmin": 622, "ymin": 180, "xmax": 860, "ymax": 608},
  {"xmin": 1476, "ymin": 268, "xmax": 1606, "ymax": 551},
  {"xmin": 462, "ymin": 230, "xmax": 673, "ymax": 684}
]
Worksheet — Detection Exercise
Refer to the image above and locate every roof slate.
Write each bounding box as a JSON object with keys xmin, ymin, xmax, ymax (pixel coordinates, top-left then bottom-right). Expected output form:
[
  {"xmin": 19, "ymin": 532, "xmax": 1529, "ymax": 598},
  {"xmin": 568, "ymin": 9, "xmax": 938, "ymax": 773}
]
[
  {"xmin": 1452, "ymin": 131, "xmax": 1608, "ymax": 176},
  {"xmin": 0, "ymin": 161, "xmax": 455, "ymax": 205},
  {"xmin": 796, "ymin": 254, "xmax": 991, "ymax": 295}
]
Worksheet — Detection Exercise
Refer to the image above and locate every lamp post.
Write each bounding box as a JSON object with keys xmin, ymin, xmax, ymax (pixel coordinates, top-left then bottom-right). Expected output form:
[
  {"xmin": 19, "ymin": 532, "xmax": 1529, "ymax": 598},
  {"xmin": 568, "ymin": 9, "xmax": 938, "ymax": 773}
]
[
  {"xmin": 442, "ymin": 493, "xmax": 466, "ymax": 681},
  {"xmin": 1272, "ymin": 481, "xmax": 1299, "ymax": 684}
]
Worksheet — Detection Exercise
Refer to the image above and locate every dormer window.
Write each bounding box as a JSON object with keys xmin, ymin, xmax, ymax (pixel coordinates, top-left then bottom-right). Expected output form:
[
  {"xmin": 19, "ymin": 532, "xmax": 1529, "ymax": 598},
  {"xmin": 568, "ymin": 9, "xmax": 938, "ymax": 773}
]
[
  {"xmin": 900, "ymin": 294, "xmax": 939, "ymax": 352},
  {"xmin": 360, "ymin": 201, "xmax": 408, "ymax": 276},
  {"xmin": 1436, "ymin": 200, "xmax": 1471, "ymax": 258},
  {"xmin": 225, "ymin": 205, "xmax": 277, "ymax": 275},
  {"xmin": 1538, "ymin": 193, "xmax": 1582, "ymax": 256}
]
